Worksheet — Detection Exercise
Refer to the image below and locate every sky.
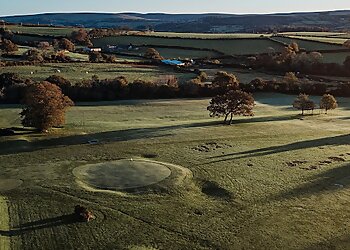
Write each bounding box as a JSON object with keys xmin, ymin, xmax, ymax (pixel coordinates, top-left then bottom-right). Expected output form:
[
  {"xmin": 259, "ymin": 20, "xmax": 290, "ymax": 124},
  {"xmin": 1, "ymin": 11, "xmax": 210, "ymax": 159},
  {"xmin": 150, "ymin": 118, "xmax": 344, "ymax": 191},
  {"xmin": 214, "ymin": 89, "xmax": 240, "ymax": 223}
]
[{"xmin": 0, "ymin": 0, "xmax": 349, "ymax": 16}]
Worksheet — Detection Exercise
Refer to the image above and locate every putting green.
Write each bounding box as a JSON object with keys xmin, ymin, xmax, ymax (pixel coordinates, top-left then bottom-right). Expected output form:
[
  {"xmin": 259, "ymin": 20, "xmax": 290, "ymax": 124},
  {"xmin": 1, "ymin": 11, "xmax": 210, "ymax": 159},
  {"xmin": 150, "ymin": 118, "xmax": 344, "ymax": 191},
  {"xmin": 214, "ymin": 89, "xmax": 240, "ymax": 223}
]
[{"xmin": 73, "ymin": 159, "xmax": 173, "ymax": 191}]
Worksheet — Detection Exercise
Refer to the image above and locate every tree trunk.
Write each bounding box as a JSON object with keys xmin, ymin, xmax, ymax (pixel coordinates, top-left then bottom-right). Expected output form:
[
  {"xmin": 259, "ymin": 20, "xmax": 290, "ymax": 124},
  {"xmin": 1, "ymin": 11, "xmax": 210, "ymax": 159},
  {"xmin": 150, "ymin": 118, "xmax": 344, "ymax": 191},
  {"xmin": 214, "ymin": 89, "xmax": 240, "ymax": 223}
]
[
  {"xmin": 229, "ymin": 113, "xmax": 233, "ymax": 125},
  {"xmin": 301, "ymin": 109, "xmax": 304, "ymax": 115},
  {"xmin": 224, "ymin": 113, "xmax": 229, "ymax": 123}
]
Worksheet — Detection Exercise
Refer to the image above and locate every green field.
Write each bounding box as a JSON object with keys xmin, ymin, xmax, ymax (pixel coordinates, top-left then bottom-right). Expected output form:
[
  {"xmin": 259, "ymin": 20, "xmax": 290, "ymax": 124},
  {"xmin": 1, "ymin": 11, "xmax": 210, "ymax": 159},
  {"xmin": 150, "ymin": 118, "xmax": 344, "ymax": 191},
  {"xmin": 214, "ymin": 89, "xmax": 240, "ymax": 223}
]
[
  {"xmin": 92, "ymin": 36, "xmax": 284, "ymax": 55},
  {"xmin": 321, "ymin": 52, "xmax": 350, "ymax": 65},
  {"xmin": 11, "ymin": 34, "xmax": 55, "ymax": 44},
  {"xmin": 271, "ymin": 36, "xmax": 345, "ymax": 51},
  {"xmin": 6, "ymin": 25, "xmax": 78, "ymax": 37},
  {"xmin": 122, "ymin": 46, "xmax": 222, "ymax": 60},
  {"xmin": 142, "ymin": 32, "xmax": 270, "ymax": 39},
  {"xmin": 1, "ymin": 93, "xmax": 350, "ymax": 249},
  {"xmin": 286, "ymin": 36, "xmax": 348, "ymax": 45},
  {"xmin": 278, "ymin": 32, "xmax": 348, "ymax": 37},
  {"xmin": 0, "ymin": 63, "xmax": 196, "ymax": 83}
]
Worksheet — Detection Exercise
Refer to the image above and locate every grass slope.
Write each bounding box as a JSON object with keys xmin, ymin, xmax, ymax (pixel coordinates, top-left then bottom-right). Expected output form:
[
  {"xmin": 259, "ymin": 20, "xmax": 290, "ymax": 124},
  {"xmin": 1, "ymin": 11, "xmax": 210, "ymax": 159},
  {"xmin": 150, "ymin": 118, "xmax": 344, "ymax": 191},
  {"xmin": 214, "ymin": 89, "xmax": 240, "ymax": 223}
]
[
  {"xmin": 6, "ymin": 25, "xmax": 78, "ymax": 37},
  {"xmin": 0, "ymin": 93, "xmax": 350, "ymax": 249},
  {"xmin": 0, "ymin": 63, "xmax": 196, "ymax": 84},
  {"xmin": 0, "ymin": 196, "xmax": 10, "ymax": 250},
  {"xmin": 92, "ymin": 36, "xmax": 284, "ymax": 55}
]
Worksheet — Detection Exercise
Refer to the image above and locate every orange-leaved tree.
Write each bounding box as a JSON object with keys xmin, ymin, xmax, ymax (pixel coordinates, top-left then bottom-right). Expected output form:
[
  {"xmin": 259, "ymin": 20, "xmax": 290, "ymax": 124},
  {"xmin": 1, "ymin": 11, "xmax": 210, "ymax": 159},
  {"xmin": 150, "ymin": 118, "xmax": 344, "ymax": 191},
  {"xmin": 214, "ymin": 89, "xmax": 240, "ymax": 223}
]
[
  {"xmin": 320, "ymin": 94, "xmax": 337, "ymax": 114},
  {"xmin": 20, "ymin": 82, "xmax": 74, "ymax": 131}
]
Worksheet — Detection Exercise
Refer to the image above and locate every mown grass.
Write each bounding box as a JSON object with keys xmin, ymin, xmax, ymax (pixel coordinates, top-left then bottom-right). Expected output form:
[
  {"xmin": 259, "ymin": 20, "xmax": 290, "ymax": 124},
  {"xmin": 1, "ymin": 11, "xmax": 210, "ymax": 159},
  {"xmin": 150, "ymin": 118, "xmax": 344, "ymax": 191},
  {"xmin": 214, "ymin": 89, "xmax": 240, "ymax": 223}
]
[
  {"xmin": 92, "ymin": 36, "xmax": 284, "ymax": 55},
  {"xmin": 0, "ymin": 196, "xmax": 10, "ymax": 250},
  {"xmin": 0, "ymin": 63, "xmax": 196, "ymax": 83},
  {"xmin": 0, "ymin": 93, "xmax": 350, "ymax": 249}
]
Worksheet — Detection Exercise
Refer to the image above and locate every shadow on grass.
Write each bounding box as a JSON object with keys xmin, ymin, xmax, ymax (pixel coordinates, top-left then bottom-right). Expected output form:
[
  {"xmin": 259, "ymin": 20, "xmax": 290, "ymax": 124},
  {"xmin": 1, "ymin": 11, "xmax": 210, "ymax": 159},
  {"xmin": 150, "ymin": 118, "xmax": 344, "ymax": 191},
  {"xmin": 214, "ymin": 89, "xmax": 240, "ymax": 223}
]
[
  {"xmin": 273, "ymin": 163, "xmax": 350, "ymax": 201},
  {"xmin": 0, "ymin": 214, "xmax": 77, "ymax": 236},
  {"xmin": 206, "ymin": 134, "xmax": 350, "ymax": 164},
  {"xmin": 0, "ymin": 115, "xmax": 301, "ymax": 156},
  {"xmin": 0, "ymin": 120, "xmax": 222, "ymax": 155},
  {"xmin": 302, "ymin": 234, "xmax": 350, "ymax": 250}
]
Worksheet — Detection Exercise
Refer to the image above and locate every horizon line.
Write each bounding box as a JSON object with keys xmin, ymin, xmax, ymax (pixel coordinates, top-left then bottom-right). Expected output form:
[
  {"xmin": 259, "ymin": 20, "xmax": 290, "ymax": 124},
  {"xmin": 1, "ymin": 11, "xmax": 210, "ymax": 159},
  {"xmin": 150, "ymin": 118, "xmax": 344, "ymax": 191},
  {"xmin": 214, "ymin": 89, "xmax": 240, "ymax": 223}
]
[{"xmin": 1, "ymin": 8, "xmax": 350, "ymax": 18}]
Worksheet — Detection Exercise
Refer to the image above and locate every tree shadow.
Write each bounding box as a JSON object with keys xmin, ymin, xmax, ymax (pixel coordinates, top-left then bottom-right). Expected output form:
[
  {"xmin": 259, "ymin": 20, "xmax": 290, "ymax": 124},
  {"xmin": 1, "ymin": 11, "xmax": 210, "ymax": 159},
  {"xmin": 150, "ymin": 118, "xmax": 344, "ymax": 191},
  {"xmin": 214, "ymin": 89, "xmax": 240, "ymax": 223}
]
[
  {"xmin": 0, "ymin": 120, "xmax": 222, "ymax": 155},
  {"xmin": 0, "ymin": 127, "xmax": 37, "ymax": 137},
  {"xmin": 206, "ymin": 134, "xmax": 350, "ymax": 164},
  {"xmin": 301, "ymin": 234, "xmax": 350, "ymax": 250},
  {"xmin": 0, "ymin": 214, "xmax": 77, "ymax": 236},
  {"xmin": 273, "ymin": 163, "xmax": 350, "ymax": 201}
]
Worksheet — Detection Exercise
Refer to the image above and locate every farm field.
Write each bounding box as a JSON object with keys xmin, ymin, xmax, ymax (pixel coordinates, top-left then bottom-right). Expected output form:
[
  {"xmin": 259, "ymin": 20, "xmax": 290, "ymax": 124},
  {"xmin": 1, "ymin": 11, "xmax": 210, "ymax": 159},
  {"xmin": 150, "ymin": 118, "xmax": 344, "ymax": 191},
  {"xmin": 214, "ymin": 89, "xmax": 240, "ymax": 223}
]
[
  {"xmin": 286, "ymin": 35, "xmax": 348, "ymax": 45},
  {"xmin": 278, "ymin": 32, "xmax": 348, "ymax": 37},
  {"xmin": 202, "ymin": 67, "xmax": 284, "ymax": 84},
  {"xmin": 0, "ymin": 63, "xmax": 196, "ymax": 83},
  {"xmin": 271, "ymin": 36, "xmax": 345, "ymax": 51},
  {"xmin": 6, "ymin": 25, "xmax": 78, "ymax": 37},
  {"xmin": 142, "ymin": 32, "xmax": 270, "ymax": 39},
  {"xmin": 92, "ymin": 36, "xmax": 285, "ymax": 55},
  {"xmin": 11, "ymin": 34, "xmax": 55, "ymax": 44},
  {"xmin": 321, "ymin": 51, "xmax": 350, "ymax": 65},
  {"xmin": 0, "ymin": 93, "xmax": 350, "ymax": 249}
]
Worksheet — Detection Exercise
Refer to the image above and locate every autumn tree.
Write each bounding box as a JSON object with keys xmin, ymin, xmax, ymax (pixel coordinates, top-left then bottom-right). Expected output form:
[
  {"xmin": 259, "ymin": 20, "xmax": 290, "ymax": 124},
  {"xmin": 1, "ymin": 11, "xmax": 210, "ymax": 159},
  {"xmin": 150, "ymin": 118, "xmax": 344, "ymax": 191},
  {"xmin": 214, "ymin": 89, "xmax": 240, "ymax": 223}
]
[
  {"xmin": 23, "ymin": 49, "xmax": 44, "ymax": 62},
  {"xmin": 250, "ymin": 78, "xmax": 267, "ymax": 91},
  {"xmin": 208, "ymin": 90, "xmax": 255, "ymax": 125},
  {"xmin": 37, "ymin": 41, "xmax": 51, "ymax": 50},
  {"xmin": 46, "ymin": 75, "xmax": 72, "ymax": 95},
  {"xmin": 320, "ymin": 94, "xmax": 337, "ymax": 114},
  {"xmin": 344, "ymin": 56, "xmax": 350, "ymax": 69},
  {"xmin": 58, "ymin": 38, "xmax": 75, "ymax": 52},
  {"xmin": 280, "ymin": 42, "xmax": 299, "ymax": 62},
  {"xmin": 0, "ymin": 39, "xmax": 18, "ymax": 53},
  {"xmin": 144, "ymin": 48, "xmax": 163, "ymax": 60},
  {"xmin": 343, "ymin": 40, "xmax": 350, "ymax": 49},
  {"xmin": 20, "ymin": 82, "xmax": 74, "ymax": 131},
  {"xmin": 293, "ymin": 93, "xmax": 316, "ymax": 115},
  {"xmin": 71, "ymin": 29, "xmax": 92, "ymax": 46},
  {"xmin": 212, "ymin": 71, "xmax": 240, "ymax": 94},
  {"xmin": 282, "ymin": 72, "xmax": 300, "ymax": 92}
]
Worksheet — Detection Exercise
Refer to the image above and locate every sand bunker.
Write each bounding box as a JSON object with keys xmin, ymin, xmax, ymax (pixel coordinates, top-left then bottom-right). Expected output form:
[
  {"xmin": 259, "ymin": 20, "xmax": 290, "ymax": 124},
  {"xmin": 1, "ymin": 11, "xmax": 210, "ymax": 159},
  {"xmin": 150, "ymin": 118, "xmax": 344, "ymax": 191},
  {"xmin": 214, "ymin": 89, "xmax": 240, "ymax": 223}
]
[{"xmin": 73, "ymin": 158, "xmax": 176, "ymax": 191}]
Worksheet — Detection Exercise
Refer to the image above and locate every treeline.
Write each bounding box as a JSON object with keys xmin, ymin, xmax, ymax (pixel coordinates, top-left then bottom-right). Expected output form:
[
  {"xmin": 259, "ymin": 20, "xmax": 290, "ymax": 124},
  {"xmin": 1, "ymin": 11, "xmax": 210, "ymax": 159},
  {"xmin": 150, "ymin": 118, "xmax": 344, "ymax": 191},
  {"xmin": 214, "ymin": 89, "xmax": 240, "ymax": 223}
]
[
  {"xmin": 250, "ymin": 42, "xmax": 350, "ymax": 77},
  {"xmin": 1, "ymin": 70, "xmax": 350, "ymax": 105},
  {"xmin": 244, "ymin": 76, "xmax": 350, "ymax": 97}
]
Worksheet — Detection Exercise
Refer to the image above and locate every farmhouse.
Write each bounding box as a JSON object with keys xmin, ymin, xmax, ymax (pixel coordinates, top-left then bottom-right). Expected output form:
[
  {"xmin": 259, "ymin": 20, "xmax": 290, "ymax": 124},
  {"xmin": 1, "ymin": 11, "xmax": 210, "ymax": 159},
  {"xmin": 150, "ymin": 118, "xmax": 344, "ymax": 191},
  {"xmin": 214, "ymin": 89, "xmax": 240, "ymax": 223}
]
[{"xmin": 83, "ymin": 47, "xmax": 102, "ymax": 52}]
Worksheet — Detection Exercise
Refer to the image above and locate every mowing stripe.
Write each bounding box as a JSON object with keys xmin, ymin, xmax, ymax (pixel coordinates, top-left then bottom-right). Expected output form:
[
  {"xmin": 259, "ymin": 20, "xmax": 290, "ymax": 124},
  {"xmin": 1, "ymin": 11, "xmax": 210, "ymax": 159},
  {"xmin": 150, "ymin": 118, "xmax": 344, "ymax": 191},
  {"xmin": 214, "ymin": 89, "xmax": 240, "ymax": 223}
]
[{"xmin": 0, "ymin": 196, "xmax": 10, "ymax": 250}]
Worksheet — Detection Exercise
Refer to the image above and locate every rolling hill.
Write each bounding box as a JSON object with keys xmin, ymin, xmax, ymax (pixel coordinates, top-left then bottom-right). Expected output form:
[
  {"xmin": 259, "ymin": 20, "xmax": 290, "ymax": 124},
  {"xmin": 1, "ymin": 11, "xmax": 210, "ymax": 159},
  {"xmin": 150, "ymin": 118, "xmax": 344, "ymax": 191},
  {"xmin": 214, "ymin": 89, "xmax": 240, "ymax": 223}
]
[{"xmin": 1, "ymin": 10, "xmax": 350, "ymax": 32}]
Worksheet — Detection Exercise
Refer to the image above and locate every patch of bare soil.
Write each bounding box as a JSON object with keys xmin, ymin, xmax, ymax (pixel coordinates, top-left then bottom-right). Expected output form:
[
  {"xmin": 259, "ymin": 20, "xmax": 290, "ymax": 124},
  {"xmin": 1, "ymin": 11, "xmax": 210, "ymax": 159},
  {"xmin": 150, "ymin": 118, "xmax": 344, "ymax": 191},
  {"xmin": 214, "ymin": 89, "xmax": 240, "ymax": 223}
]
[
  {"xmin": 286, "ymin": 160, "xmax": 308, "ymax": 167},
  {"xmin": 328, "ymin": 156, "xmax": 346, "ymax": 162},
  {"xmin": 192, "ymin": 142, "xmax": 232, "ymax": 153}
]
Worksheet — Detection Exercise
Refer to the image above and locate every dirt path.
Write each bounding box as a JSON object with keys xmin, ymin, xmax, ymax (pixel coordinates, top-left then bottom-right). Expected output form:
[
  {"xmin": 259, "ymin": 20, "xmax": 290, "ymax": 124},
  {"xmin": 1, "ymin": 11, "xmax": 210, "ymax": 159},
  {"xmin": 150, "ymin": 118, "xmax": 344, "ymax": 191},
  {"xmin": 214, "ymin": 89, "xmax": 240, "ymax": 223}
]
[{"xmin": 0, "ymin": 196, "xmax": 10, "ymax": 250}]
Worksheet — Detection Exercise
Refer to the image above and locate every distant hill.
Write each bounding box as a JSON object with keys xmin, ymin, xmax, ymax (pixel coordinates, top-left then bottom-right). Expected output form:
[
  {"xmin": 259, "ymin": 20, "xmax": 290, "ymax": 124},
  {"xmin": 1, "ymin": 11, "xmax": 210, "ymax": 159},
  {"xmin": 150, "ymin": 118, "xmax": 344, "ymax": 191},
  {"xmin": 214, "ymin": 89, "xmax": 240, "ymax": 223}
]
[{"xmin": 1, "ymin": 10, "xmax": 350, "ymax": 33}]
